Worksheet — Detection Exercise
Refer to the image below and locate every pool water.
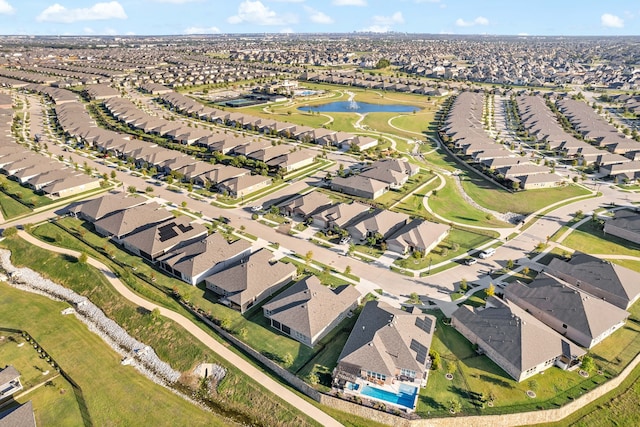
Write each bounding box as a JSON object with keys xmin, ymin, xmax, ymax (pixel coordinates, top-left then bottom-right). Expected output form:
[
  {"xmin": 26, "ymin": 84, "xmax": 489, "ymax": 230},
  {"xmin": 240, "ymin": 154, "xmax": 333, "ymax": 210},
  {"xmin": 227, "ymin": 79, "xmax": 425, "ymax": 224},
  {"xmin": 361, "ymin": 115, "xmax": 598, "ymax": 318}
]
[
  {"xmin": 298, "ymin": 101, "xmax": 420, "ymax": 114},
  {"xmin": 360, "ymin": 383, "xmax": 417, "ymax": 408}
]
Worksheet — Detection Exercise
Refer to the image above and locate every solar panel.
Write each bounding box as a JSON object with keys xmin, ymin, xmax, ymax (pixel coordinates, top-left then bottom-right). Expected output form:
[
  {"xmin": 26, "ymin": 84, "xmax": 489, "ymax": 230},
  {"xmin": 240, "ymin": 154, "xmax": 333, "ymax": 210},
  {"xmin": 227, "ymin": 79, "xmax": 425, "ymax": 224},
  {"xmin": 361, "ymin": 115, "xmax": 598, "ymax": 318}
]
[{"xmin": 158, "ymin": 222, "xmax": 178, "ymax": 242}]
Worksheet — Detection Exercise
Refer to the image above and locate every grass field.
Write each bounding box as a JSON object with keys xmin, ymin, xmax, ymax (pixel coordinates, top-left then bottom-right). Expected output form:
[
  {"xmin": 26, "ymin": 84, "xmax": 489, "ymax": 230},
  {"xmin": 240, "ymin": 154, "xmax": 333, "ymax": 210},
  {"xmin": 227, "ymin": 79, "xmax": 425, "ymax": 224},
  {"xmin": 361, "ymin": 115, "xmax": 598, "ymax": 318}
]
[
  {"xmin": 0, "ymin": 175, "xmax": 54, "ymax": 209},
  {"xmin": 562, "ymin": 220, "xmax": 640, "ymax": 258},
  {"xmin": 461, "ymin": 175, "xmax": 591, "ymax": 215},
  {"xmin": 0, "ymin": 190, "xmax": 31, "ymax": 218},
  {"xmin": 428, "ymin": 176, "xmax": 512, "ymax": 228},
  {"xmin": 0, "ymin": 235, "xmax": 320, "ymax": 427},
  {"xmin": 0, "ymin": 283, "xmax": 227, "ymax": 427}
]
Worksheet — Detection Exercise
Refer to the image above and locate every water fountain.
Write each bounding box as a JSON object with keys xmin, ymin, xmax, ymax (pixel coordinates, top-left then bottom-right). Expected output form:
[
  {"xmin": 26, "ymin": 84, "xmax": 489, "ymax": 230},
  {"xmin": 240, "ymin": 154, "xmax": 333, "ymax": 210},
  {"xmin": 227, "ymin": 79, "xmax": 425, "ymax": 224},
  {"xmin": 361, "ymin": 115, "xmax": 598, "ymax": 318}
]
[{"xmin": 348, "ymin": 99, "xmax": 360, "ymax": 110}]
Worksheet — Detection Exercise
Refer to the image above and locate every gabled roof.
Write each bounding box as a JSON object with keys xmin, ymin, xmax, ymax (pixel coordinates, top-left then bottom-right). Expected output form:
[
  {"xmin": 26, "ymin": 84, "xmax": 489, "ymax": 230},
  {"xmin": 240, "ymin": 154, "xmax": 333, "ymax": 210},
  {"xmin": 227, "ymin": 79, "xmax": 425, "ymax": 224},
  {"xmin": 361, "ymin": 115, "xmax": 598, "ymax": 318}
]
[
  {"xmin": 348, "ymin": 209, "xmax": 409, "ymax": 238},
  {"xmin": 315, "ymin": 202, "xmax": 370, "ymax": 228},
  {"xmin": 157, "ymin": 232, "xmax": 251, "ymax": 278},
  {"xmin": 548, "ymin": 252, "xmax": 640, "ymax": 305},
  {"xmin": 452, "ymin": 298, "xmax": 585, "ymax": 375},
  {"xmin": 0, "ymin": 365, "xmax": 20, "ymax": 385},
  {"xmin": 282, "ymin": 191, "xmax": 333, "ymax": 217},
  {"xmin": 331, "ymin": 175, "xmax": 388, "ymax": 196},
  {"xmin": 504, "ymin": 274, "xmax": 629, "ymax": 343},
  {"xmin": 263, "ymin": 276, "xmax": 360, "ymax": 340},
  {"xmin": 71, "ymin": 193, "xmax": 144, "ymax": 222},
  {"xmin": 93, "ymin": 202, "xmax": 173, "ymax": 238},
  {"xmin": 387, "ymin": 220, "xmax": 450, "ymax": 251},
  {"xmin": 0, "ymin": 400, "xmax": 36, "ymax": 427},
  {"xmin": 122, "ymin": 216, "xmax": 207, "ymax": 258},
  {"xmin": 338, "ymin": 301, "xmax": 435, "ymax": 376},
  {"xmin": 204, "ymin": 248, "xmax": 296, "ymax": 307},
  {"xmin": 606, "ymin": 209, "xmax": 640, "ymax": 234}
]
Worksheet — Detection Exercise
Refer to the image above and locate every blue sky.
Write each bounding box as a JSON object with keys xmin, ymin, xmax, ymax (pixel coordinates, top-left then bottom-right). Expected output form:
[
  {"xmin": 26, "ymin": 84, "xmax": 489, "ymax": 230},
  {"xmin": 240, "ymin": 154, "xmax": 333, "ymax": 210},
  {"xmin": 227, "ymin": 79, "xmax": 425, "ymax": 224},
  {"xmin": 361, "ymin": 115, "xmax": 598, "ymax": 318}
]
[{"xmin": 0, "ymin": 0, "xmax": 638, "ymax": 36}]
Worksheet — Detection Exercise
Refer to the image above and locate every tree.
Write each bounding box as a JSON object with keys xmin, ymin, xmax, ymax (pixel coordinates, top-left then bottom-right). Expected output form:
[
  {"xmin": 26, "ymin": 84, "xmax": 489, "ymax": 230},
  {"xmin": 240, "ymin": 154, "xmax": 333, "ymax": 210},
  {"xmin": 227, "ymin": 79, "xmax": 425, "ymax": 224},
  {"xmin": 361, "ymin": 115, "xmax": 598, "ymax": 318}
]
[
  {"xmin": 486, "ymin": 283, "xmax": 495, "ymax": 297},
  {"xmin": 1, "ymin": 227, "xmax": 17, "ymax": 237},
  {"xmin": 459, "ymin": 278, "xmax": 468, "ymax": 292},
  {"xmin": 344, "ymin": 265, "xmax": 352, "ymax": 275},
  {"xmin": 409, "ymin": 292, "xmax": 420, "ymax": 304},
  {"xmin": 77, "ymin": 252, "xmax": 88, "ymax": 264},
  {"xmin": 448, "ymin": 398, "xmax": 462, "ymax": 414},
  {"xmin": 522, "ymin": 266, "xmax": 530, "ymax": 276},
  {"xmin": 581, "ymin": 355, "xmax": 595, "ymax": 372},
  {"xmin": 127, "ymin": 185, "xmax": 137, "ymax": 194},
  {"xmin": 506, "ymin": 259, "xmax": 515, "ymax": 270},
  {"xmin": 429, "ymin": 349, "xmax": 441, "ymax": 370},
  {"xmin": 304, "ymin": 251, "xmax": 313, "ymax": 269},
  {"xmin": 110, "ymin": 170, "xmax": 117, "ymax": 179},
  {"xmin": 151, "ymin": 307, "xmax": 160, "ymax": 321},
  {"xmin": 307, "ymin": 372, "xmax": 319, "ymax": 385},
  {"xmin": 375, "ymin": 58, "xmax": 391, "ymax": 69},
  {"xmin": 282, "ymin": 352, "xmax": 294, "ymax": 367},
  {"xmin": 527, "ymin": 379, "xmax": 539, "ymax": 392},
  {"xmin": 446, "ymin": 361, "xmax": 457, "ymax": 375}
]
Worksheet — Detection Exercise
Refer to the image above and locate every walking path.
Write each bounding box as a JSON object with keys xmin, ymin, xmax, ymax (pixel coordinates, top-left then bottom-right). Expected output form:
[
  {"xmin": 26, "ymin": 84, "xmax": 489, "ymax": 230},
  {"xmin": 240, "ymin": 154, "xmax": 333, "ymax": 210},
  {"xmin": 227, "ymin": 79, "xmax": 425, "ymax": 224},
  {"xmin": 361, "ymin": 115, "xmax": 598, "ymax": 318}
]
[{"xmin": 16, "ymin": 230, "xmax": 344, "ymax": 427}]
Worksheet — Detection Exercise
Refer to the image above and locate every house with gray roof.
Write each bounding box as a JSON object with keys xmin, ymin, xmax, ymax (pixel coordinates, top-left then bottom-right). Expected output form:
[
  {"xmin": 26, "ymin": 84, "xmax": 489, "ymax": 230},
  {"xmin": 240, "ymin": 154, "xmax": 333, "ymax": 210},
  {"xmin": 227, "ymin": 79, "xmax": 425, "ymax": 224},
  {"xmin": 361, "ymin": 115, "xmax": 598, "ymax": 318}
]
[
  {"xmin": 217, "ymin": 174, "xmax": 272, "ymax": 198},
  {"xmin": 451, "ymin": 297, "xmax": 585, "ymax": 382},
  {"xmin": 386, "ymin": 220, "xmax": 450, "ymax": 256},
  {"xmin": 331, "ymin": 175, "xmax": 388, "ymax": 200},
  {"xmin": 312, "ymin": 202, "xmax": 370, "ymax": 230},
  {"xmin": 157, "ymin": 232, "xmax": 251, "ymax": 285},
  {"xmin": 93, "ymin": 202, "xmax": 173, "ymax": 241},
  {"xmin": 503, "ymin": 273, "xmax": 629, "ymax": 348},
  {"xmin": 603, "ymin": 209, "xmax": 640, "ymax": 245},
  {"xmin": 263, "ymin": 276, "xmax": 361, "ymax": 347},
  {"xmin": 0, "ymin": 366, "xmax": 22, "ymax": 402},
  {"xmin": 334, "ymin": 301, "xmax": 435, "ymax": 389},
  {"xmin": 0, "ymin": 401, "xmax": 36, "ymax": 427},
  {"xmin": 122, "ymin": 216, "xmax": 207, "ymax": 261},
  {"xmin": 69, "ymin": 192, "xmax": 145, "ymax": 222},
  {"xmin": 204, "ymin": 248, "xmax": 296, "ymax": 313},
  {"xmin": 281, "ymin": 191, "xmax": 333, "ymax": 220},
  {"xmin": 547, "ymin": 252, "xmax": 640, "ymax": 309}
]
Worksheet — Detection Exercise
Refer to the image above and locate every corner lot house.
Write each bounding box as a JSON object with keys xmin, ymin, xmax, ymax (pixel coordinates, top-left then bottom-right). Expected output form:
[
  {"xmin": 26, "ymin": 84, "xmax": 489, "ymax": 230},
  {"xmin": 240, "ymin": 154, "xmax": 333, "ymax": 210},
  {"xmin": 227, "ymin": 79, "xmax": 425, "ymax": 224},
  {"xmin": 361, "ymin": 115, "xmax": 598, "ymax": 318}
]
[
  {"xmin": 334, "ymin": 301, "xmax": 435, "ymax": 390},
  {"xmin": 93, "ymin": 202, "xmax": 173, "ymax": 241},
  {"xmin": 204, "ymin": 249, "xmax": 296, "ymax": 313},
  {"xmin": 503, "ymin": 273, "xmax": 629, "ymax": 348},
  {"xmin": 603, "ymin": 209, "xmax": 640, "ymax": 245},
  {"xmin": 263, "ymin": 276, "xmax": 361, "ymax": 347},
  {"xmin": 451, "ymin": 297, "xmax": 585, "ymax": 382},
  {"xmin": 69, "ymin": 192, "xmax": 144, "ymax": 222},
  {"xmin": 547, "ymin": 252, "xmax": 640, "ymax": 309},
  {"xmin": 156, "ymin": 233, "xmax": 252, "ymax": 285},
  {"xmin": 347, "ymin": 209, "xmax": 409, "ymax": 242},
  {"xmin": 331, "ymin": 175, "xmax": 388, "ymax": 200},
  {"xmin": 386, "ymin": 220, "xmax": 450, "ymax": 256}
]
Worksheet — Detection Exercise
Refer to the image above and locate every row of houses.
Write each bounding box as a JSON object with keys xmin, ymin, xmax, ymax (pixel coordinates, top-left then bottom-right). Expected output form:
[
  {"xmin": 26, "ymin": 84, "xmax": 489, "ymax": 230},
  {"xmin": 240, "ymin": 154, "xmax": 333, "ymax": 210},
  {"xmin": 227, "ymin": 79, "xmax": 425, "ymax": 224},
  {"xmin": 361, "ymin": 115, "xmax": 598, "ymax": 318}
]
[
  {"xmin": 152, "ymin": 88, "xmax": 379, "ymax": 151},
  {"xmin": 451, "ymin": 251, "xmax": 640, "ymax": 382},
  {"xmin": 444, "ymin": 92, "xmax": 562, "ymax": 190},
  {"xmin": 280, "ymin": 187, "xmax": 450, "ymax": 256}
]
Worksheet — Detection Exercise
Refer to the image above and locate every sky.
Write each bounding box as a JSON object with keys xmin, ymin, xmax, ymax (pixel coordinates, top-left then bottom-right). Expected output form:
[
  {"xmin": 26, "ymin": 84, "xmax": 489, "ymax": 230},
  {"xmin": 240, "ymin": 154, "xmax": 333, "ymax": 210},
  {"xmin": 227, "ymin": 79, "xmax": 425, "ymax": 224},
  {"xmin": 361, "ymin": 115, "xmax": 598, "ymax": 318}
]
[{"xmin": 0, "ymin": 0, "xmax": 639, "ymax": 37}]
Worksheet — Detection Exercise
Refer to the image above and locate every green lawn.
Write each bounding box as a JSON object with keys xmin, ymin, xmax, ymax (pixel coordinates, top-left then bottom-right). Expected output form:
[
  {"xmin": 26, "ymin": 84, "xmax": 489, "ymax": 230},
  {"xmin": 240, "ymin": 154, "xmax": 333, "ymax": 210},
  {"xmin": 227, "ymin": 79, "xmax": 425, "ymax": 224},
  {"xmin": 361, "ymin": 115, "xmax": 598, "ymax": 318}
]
[
  {"xmin": 0, "ymin": 190, "xmax": 31, "ymax": 218},
  {"xmin": 428, "ymin": 176, "xmax": 512, "ymax": 228},
  {"xmin": 375, "ymin": 172, "xmax": 434, "ymax": 208},
  {"xmin": 461, "ymin": 175, "xmax": 591, "ymax": 215},
  {"xmin": 562, "ymin": 220, "xmax": 640, "ymax": 258},
  {"xmin": 0, "ymin": 283, "xmax": 224, "ymax": 427},
  {"xmin": 0, "ymin": 234, "xmax": 319, "ymax": 427},
  {"xmin": 0, "ymin": 175, "xmax": 54, "ymax": 209},
  {"xmin": 392, "ymin": 178, "xmax": 441, "ymax": 219}
]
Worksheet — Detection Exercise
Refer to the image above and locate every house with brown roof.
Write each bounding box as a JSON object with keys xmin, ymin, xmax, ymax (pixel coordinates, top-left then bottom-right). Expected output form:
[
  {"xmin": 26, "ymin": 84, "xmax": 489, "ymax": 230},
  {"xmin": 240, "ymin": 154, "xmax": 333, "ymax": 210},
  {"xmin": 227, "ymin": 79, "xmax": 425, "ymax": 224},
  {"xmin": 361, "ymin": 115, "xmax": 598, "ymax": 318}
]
[
  {"xmin": 547, "ymin": 252, "xmax": 640, "ymax": 309},
  {"xmin": 331, "ymin": 175, "xmax": 388, "ymax": 200},
  {"xmin": 334, "ymin": 301, "xmax": 435, "ymax": 393},
  {"xmin": 204, "ymin": 248, "xmax": 296, "ymax": 313},
  {"xmin": 69, "ymin": 192, "xmax": 145, "ymax": 222},
  {"xmin": 387, "ymin": 220, "xmax": 450, "ymax": 256},
  {"xmin": 311, "ymin": 202, "xmax": 370, "ymax": 230},
  {"xmin": 603, "ymin": 209, "xmax": 640, "ymax": 245},
  {"xmin": 263, "ymin": 276, "xmax": 361, "ymax": 347},
  {"xmin": 503, "ymin": 273, "xmax": 629, "ymax": 348},
  {"xmin": 156, "ymin": 233, "xmax": 252, "ymax": 285},
  {"xmin": 266, "ymin": 149, "xmax": 316, "ymax": 172},
  {"xmin": 93, "ymin": 202, "xmax": 173, "ymax": 241},
  {"xmin": 281, "ymin": 191, "xmax": 333, "ymax": 220},
  {"xmin": 451, "ymin": 297, "xmax": 585, "ymax": 382},
  {"xmin": 217, "ymin": 174, "xmax": 272, "ymax": 198},
  {"xmin": 122, "ymin": 216, "xmax": 208, "ymax": 261},
  {"xmin": 347, "ymin": 209, "xmax": 409, "ymax": 242}
]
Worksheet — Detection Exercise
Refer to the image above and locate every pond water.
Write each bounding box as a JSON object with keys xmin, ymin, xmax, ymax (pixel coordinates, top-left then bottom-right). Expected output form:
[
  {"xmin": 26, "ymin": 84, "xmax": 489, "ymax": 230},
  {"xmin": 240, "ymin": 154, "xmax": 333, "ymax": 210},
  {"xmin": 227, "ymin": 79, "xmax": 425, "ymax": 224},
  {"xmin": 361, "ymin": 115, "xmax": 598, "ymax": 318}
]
[{"xmin": 298, "ymin": 101, "xmax": 420, "ymax": 114}]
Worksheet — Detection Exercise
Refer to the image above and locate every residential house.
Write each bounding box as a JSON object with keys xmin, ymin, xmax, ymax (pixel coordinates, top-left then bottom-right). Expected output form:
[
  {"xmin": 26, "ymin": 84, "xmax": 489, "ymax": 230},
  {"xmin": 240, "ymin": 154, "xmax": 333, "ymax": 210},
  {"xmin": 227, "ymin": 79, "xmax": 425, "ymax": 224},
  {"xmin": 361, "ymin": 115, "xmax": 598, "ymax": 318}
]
[
  {"xmin": 603, "ymin": 209, "xmax": 640, "ymax": 245},
  {"xmin": 503, "ymin": 273, "xmax": 629, "ymax": 348},
  {"xmin": 334, "ymin": 301, "xmax": 436, "ymax": 389},
  {"xmin": 312, "ymin": 202, "xmax": 370, "ymax": 230},
  {"xmin": 156, "ymin": 233, "xmax": 252, "ymax": 285},
  {"xmin": 122, "ymin": 216, "xmax": 208, "ymax": 261},
  {"xmin": 0, "ymin": 366, "xmax": 22, "ymax": 402},
  {"xmin": 386, "ymin": 220, "xmax": 450, "ymax": 256},
  {"xmin": 281, "ymin": 191, "xmax": 333, "ymax": 220},
  {"xmin": 217, "ymin": 174, "xmax": 272, "ymax": 198},
  {"xmin": 0, "ymin": 401, "xmax": 36, "ymax": 427},
  {"xmin": 547, "ymin": 252, "xmax": 640, "ymax": 309},
  {"xmin": 204, "ymin": 248, "xmax": 296, "ymax": 313},
  {"xmin": 93, "ymin": 202, "xmax": 173, "ymax": 241},
  {"xmin": 263, "ymin": 276, "xmax": 361, "ymax": 347},
  {"xmin": 347, "ymin": 209, "xmax": 409, "ymax": 242},
  {"xmin": 331, "ymin": 175, "xmax": 388, "ymax": 200},
  {"xmin": 266, "ymin": 149, "xmax": 316, "ymax": 172},
  {"xmin": 451, "ymin": 297, "xmax": 585, "ymax": 382}
]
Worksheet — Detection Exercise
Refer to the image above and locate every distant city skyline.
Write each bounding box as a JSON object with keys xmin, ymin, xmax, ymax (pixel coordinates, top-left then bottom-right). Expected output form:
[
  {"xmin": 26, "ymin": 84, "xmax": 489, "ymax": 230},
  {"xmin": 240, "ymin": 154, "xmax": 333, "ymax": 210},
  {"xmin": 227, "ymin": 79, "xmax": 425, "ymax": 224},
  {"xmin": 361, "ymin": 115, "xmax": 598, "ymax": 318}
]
[{"xmin": 0, "ymin": 0, "xmax": 639, "ymax": 37}]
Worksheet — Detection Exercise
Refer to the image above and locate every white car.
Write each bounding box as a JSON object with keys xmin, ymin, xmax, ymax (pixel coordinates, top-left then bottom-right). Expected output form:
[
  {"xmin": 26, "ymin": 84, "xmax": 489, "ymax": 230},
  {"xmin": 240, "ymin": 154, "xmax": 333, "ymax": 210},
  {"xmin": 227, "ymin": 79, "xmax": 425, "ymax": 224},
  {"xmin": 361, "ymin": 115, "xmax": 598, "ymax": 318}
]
[
  {"xmin": 478, "ymin": 248, "xmax": 496, "ymax": 259},
  {"xmin": 251, "ymin": 205, "xmax": 263, "ymax": 212}
]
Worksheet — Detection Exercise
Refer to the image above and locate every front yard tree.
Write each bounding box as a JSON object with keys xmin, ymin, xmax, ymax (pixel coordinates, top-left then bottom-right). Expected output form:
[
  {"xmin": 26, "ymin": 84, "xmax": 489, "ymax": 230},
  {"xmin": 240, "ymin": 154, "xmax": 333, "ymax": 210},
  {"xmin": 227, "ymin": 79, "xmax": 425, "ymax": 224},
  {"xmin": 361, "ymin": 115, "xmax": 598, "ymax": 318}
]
[
  {"xmin": 486, "ymin": 283, "xmax": 496, "ymax": 297},
  {"xmin": 581, "ymin": 355, "xmax": 595, "ymax": 372},
  {"xmin": 459, "ymin": 278, "xmax": 468, "ymax": 292},
  {"xmin": 506, "ymin": 259, "xmax": 515, "ymax": 270},
  {"xmin": 429, "ymin": 349, "xmax": 441, "ymax": 370}
]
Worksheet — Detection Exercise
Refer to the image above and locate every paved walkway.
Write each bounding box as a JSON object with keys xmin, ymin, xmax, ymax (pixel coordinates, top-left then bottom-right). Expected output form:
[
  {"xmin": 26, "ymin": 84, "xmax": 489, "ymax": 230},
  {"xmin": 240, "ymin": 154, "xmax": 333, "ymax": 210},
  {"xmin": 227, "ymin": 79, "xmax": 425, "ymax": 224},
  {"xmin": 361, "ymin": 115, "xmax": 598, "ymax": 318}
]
[{"xmin": 16, "ymin": 230, "xmax": 343, "ymax": 427}]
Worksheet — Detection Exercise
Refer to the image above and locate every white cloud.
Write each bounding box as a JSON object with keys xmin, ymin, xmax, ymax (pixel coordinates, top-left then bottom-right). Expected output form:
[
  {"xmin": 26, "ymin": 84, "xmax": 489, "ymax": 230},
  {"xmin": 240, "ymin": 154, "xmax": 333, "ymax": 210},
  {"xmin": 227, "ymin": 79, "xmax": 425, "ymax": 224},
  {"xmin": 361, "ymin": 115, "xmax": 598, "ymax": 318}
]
[
  {"xmin": 270, "ymin": 0, "xmax": 305, "ymax": 2},
  {"xmin": 455, "ymin": 16, "xmax": 489, "ymax": 27},
  {"xmin": 0, "ymin": 0, "xmax": 15, "ymax": 14},
  {"xmin": 362, "ymin": 11, "xmax": 403, "ymax": 32},
  {"xmin": 184, "ymin": 26, "xmax": 221, "ymax": 34},
  {"xmin": 601, "ymin": 13, "xmax": 624, "ymax": 28},
  {"xmin": 228, "ymin": 0, "xmax": 297, "ymax": 26},
  {"xmin": 304, "ymin": 6, "xmax": 333, "ymax": 24},
  {"xmin": 332, "ymin": 0, "xmax": 367, "ymax": 6},
  {"xmin": 36, "ymin": 2, "xmax": 127, "ymax": 23},
  {"xmin": 415, "ymin": 0, "xmax": 440, "ymax": 3},
  {"xmin": 149, "ymin": 0, "xmax": 200, "ymax": 3}
]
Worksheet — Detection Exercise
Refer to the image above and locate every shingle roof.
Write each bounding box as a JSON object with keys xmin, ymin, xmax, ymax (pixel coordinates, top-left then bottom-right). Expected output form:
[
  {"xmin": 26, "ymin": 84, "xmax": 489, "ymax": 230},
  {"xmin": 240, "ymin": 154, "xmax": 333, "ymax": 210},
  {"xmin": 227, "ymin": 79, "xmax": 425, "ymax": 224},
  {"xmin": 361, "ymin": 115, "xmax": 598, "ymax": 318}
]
[
  {"xmin": 263, "ymin": 276, "xmax": 360, "ymax": 341},
  {"xmin": 0, "ymin": 400, "xmax": 36, "ymax": 427},
  {"xmin": 387, "ymin": 220, "xmax": 450, "ymax": 252},
  {"xmin": 93, "ymin": 202, "xmax": 172, "ymax": 238},
  {"xmin": 338, "ymin": 301, "xmax": 435, "ymax": 377},
  {"xmin": 606, "ymin": 209, "xmax": 640, "ymax": 234}
]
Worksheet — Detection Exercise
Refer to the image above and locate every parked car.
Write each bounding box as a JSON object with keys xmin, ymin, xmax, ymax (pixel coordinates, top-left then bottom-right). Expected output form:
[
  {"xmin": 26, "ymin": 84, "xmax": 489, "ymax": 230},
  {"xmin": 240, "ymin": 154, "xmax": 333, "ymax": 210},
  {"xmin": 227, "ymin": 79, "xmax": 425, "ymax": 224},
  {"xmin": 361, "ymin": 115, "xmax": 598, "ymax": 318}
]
[
  {"xmin": 339, "ymin": 236, "xmax": 352, "ymax": 245},
  {"xmin": 251, "ymin": 205, "xmax": 263, "ymax": 212},
  {"xmin": 478, "ymin": 248, "xmax": 496, "ymax": 259},
  {"xmin": 464, "ymin": 257, "xmax": 477, "ymax": 265}
]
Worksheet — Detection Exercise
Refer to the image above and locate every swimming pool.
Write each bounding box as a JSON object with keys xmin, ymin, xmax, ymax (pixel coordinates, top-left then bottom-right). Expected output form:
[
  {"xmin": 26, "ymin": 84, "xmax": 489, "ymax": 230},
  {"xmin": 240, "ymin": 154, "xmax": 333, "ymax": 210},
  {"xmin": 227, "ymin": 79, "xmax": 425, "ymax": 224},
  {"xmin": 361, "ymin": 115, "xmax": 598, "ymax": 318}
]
[{"xmin": 359, "ymin": 383, "xmax": 417, "ymax": 409}]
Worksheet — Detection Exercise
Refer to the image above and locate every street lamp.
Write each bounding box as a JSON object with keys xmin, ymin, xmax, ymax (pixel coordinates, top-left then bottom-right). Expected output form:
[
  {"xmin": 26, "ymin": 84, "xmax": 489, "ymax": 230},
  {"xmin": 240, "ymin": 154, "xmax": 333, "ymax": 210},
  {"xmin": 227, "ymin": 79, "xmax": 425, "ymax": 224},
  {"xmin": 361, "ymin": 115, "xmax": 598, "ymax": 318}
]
[{"xmin": 428, "ymin": 257, "xmax": 432, "ymax": 275}]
